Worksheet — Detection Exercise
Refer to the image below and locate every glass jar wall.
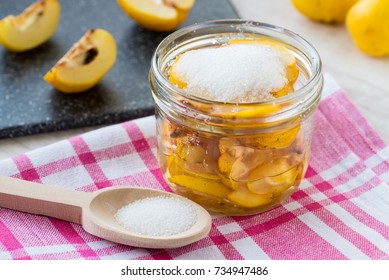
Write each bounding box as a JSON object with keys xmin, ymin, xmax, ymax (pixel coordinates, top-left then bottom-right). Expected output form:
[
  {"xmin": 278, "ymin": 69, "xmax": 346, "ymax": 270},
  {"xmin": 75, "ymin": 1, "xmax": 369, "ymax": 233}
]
[{"xmin": 150, "ymin": 20, "xmax": 323, "ymax": 215}]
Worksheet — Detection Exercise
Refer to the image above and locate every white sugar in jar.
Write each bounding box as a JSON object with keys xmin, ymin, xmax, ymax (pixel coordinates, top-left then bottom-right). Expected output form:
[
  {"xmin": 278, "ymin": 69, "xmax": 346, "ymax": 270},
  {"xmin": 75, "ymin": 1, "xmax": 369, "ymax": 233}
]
[{"xmin": 150, "ymin": 20, "xmax": 323, "ymax": 216}]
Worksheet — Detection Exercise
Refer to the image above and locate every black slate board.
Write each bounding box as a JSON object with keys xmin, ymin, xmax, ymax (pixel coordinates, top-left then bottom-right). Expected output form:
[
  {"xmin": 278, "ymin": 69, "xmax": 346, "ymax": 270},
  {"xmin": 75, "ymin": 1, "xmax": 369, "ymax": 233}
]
[{"xmin": 0, "ymin": 0, "xmax": 238, "ymax": 138}]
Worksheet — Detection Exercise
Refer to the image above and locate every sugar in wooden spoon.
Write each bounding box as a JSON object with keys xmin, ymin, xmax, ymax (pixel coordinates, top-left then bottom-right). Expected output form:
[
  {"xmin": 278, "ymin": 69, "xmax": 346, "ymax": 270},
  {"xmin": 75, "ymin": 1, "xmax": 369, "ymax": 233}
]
[{"xmin": 0, "ymin": 175, "xmax": 212, "ymax": 249}]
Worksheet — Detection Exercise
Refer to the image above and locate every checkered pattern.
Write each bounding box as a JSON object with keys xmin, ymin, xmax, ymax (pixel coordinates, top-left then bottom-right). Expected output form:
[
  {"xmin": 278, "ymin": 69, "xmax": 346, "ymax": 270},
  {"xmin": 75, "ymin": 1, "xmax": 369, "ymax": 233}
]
[{"xmin": 1, "ymin": 73, "xmax": 388, "ymax": 260}]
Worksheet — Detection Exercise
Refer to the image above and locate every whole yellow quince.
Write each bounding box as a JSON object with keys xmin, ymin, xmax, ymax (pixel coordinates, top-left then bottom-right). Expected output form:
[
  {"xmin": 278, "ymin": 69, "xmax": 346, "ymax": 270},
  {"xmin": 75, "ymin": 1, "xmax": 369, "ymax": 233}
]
[
  {"xmin": 291, "ymin": 0, "xmax": 358, "ymax": 23},
  {"xmin": 346, "ymin": 0, "xmax": 389, "ymax": 57}
]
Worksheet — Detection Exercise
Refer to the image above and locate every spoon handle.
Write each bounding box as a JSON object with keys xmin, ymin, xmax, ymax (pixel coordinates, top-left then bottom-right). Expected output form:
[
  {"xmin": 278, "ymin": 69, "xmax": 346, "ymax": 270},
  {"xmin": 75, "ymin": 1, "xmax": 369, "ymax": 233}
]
[{"xmin": 0, "ymin": 175, "xmax": 92, "ymax": 224}]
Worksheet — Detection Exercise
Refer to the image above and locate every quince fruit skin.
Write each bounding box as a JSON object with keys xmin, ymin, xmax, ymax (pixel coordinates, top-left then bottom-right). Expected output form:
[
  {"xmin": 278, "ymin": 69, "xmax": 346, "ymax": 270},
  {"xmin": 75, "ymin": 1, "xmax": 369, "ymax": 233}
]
[
  {"xmin": 291, "ymin": 0, "xmax": 358, "ymax": 23},
  {"xmin": 117, "ymin": 0, "xmax": 195, "ymax": 32},
  {"xmin": 44, "ymin": 29, "xmax": 117, "ymax": 93},
  {"xmin": 0, "ymin": 0, "xmax": 61, "ymax": 52},
  {"xmin": 346, "ymin": 0, "xmax": 389, "ymax": 57}
]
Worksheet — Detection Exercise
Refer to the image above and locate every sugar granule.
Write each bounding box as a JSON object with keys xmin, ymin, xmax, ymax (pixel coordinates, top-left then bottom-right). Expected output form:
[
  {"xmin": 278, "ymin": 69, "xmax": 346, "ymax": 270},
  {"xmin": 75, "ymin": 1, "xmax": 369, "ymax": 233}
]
[
  {"xmin": 114, "ymin": 196, "xmax": 197, "ymax": 237},
  {"xmin": 171, "ymin": 43, "xmax": 291, "ymax": 103}
]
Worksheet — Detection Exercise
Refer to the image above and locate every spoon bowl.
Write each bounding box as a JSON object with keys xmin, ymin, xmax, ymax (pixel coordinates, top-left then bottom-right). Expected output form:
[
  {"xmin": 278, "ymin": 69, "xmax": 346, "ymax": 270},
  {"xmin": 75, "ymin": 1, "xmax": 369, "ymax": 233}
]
[
  {"xmin": 85, "ymin": 186, "xmax": 212, "ymax": 248},
  {"xmin": 0, "ymin": 176, "xmax": 212, "ymax": 249}
]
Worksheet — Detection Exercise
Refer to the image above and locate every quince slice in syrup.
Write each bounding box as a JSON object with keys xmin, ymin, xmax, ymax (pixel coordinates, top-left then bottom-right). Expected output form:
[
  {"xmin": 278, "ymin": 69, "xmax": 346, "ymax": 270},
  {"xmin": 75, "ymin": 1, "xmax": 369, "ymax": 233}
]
[
  {"xmin": 228, "ymin": 188, "xmax": 273, "ymax": 208},
  {"xmin": 168, "ymin": 175, "xmax": 231, "ymax": 198},
  {"xmin": 0, "ymin": 0, "xmax": 60, "ymax": 52},
  {"xmin": 44, "ymin": 29, "xmax": 117, "ymax": 93}
]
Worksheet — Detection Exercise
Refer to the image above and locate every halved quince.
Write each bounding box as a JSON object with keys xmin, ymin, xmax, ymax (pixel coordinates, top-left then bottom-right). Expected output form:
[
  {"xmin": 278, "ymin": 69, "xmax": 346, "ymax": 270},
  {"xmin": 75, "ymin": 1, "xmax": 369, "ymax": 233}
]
[
  {"xmin": 44, "ymin": 29, "xmax": 117, "ymax": 93},
  {"xmin": 117, "ymin": 0, "xmax": 195, "ymax": 32},
  {"xmin": 0, "ymin": 0, "xmax": 60, "ymax": 52}
]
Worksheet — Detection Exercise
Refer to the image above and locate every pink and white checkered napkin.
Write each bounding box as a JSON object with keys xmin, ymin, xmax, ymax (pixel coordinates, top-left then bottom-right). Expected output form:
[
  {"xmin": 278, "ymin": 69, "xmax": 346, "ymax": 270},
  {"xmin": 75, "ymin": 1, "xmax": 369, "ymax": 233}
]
[{"xmin": 1, "ymin": 73, "xmax": 388, "ymax": 260}]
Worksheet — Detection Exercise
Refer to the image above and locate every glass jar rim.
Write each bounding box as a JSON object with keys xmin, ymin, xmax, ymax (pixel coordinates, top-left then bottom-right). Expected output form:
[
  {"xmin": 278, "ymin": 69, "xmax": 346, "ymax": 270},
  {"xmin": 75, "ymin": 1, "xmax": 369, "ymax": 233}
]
[{"xmin": 151, "ymin": 19, "xmax": 322, "ymax": 106}]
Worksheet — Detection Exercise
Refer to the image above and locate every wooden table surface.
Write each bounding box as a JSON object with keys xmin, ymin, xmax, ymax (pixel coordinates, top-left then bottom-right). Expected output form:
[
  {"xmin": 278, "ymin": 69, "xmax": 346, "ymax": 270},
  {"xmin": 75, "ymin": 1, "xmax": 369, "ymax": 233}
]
[{"xmin": 1, "ymin": 0, "xmax": 388, "ymax": 161}]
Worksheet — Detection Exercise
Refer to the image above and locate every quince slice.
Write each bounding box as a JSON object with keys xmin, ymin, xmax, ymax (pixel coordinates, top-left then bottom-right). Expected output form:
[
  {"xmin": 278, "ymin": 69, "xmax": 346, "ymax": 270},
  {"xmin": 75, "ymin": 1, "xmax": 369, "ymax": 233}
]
[
  {"xmin": 44, "ymin": 29, "xmax": 117, "ymax": 93},
  {"xmin": 245, "ymin": 124, "xmax": 301, "ymax": 149},
  {"xmin": 171, "ymin": 153, "xmax": 220, "ymax": 180},
  {"xmin": 210, "ymin": 103, "xmax": 282, "ymax": 119},
  {"xmin": 0, "ymin": 0, "xmax": 60, "ymax": 52},
  {"xmin": 218, "ymin": 152, "xmax": 236, "ymax": 176},
  {"xmin": 247, "ymin": 158, "xmax": 292, "ymax": 182},
  {"xmin": 167, "ymin": 155, "xmax": 183, "ymax": 176},
  {"xmin": 176, "ymin": 142, "xmax": 220, "ymax": 180},
  {"xmin": 247, "ymin": 167, "xmax": 298, "ymax": 195},
  {"xmin": 168, "ymin": 175, "xmax": 230, "ymax": 198},
  {"xmin": 117, "ymin": 0, "xmax": 195, "ymax": 32},
  {"xmin": 228, "ymin": 188, "xmax": 273, "ymax": 208}
]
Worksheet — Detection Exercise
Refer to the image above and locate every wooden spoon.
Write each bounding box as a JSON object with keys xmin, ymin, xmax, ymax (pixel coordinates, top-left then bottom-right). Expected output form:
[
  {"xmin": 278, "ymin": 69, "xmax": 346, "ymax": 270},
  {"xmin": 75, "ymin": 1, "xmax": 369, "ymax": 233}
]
[{"xmin": 0, "ymin": 175, "xmax": 212, "ymax": 249}]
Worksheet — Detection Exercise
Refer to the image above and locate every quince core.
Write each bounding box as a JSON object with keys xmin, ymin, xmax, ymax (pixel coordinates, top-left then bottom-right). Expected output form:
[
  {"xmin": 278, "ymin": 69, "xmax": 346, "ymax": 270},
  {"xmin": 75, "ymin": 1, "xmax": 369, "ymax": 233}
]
[
  {"xmin": 0, "ymin": 0, "xmax": 61, "ymax": 52},
  {"xmin": 117, "ymin": 0, "xmax": 195, "ymax": 32},
  {"xmin": 44, "ymin": 29, "xmax": 117, "ymax": 93}
]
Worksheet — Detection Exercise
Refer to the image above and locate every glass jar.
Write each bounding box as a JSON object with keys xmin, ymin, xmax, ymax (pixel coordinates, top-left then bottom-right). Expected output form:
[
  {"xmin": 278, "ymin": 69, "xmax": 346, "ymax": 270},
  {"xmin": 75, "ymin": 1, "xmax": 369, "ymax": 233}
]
[{"xmin": 149, "ymin": 20, "xmax": 323, "ymax": 216}]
